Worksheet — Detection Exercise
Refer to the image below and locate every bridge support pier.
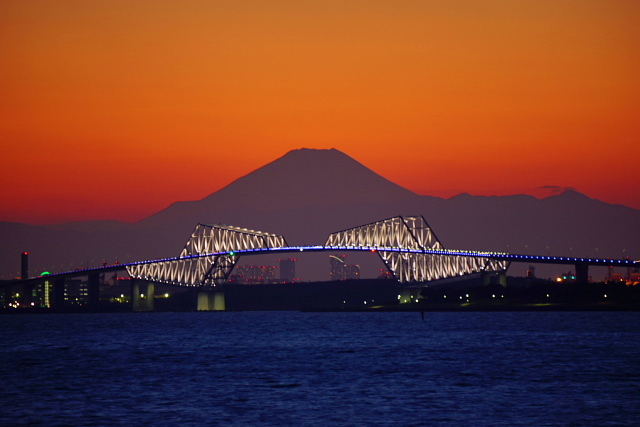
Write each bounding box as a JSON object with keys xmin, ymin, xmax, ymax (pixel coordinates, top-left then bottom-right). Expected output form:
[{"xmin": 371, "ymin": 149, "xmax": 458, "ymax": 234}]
[
  {"xmin": 498, "ymin": 272, "xmax": 507, "ymax": 287},
  {"xmin": 482, "ymin": 272, "xmax": 491, "ymax": 286},
  {"xmin": 575, "ymin": 262, "xmax": 589, "ymax": 284},
  {"xmin": 131, "ymin": 279, "xmax": 154, "ymax": 311},
  {"xmin": 51, "ymin": 278, "xmax": 66, "ymax": 309},
  {"xmin": 87, "ymin": 272, "xmax": 100, "ymax": 310},
  {"xmin": 131, "ymin": 280, "xmax": 140, "ymax": 311},
  {"xmin": 146, "ymin": 282, "xmax": 155, "ymax": 311},
  {"xmin": 482, "ymin": 272, "xmax": 507, "ymax": 287},
  {"xmin": 197, "ymin": 290, "xmax": 225, "ymax": 311}
]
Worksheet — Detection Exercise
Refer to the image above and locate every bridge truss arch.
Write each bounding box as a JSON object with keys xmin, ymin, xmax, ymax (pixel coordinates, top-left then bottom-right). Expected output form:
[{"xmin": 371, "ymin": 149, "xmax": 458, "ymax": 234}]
[
  {"xmin": 127, "ymin": 216, "xmax": 509, "ymax": 287},
  {"xmin": 326, "ymin": 216, "xmax": 508, "ymax": 282},
  {"xmin": 126, "ymin": 224, "xmax": 288, "ymax": 287}
]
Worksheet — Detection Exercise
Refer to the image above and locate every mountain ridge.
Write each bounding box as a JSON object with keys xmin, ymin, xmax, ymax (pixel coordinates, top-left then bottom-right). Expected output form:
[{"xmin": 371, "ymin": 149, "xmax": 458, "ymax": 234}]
[
  {"xmin": 1, "ymin": 148, "xmax": 638, "ymax": 281},
  {"xmin": 139, "ymin": 148, "xmax": 419, "ymax": 226}
]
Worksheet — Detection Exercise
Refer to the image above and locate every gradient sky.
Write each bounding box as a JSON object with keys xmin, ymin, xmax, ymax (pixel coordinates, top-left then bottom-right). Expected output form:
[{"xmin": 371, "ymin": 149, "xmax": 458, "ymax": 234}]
[{"xmin": 1, "ymin": 0, "xmax": 639, "ymax": 224}]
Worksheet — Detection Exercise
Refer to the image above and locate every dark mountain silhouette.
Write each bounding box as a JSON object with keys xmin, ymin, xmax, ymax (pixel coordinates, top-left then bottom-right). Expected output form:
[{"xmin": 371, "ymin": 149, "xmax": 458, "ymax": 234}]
[
  {"xmin": 142, "ymin": 148, "xmax": 418, "ymax": 227},
  {"xmin": 1, "ymin": 148, "xmax": 638, "ymax": 281}
]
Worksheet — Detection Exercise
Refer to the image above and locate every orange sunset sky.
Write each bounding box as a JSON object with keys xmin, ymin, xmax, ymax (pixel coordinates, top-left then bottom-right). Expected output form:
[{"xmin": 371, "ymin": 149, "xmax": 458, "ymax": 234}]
[{"xmin": 1, "ymin": 0, "xmax": 639, "ymax": 224}]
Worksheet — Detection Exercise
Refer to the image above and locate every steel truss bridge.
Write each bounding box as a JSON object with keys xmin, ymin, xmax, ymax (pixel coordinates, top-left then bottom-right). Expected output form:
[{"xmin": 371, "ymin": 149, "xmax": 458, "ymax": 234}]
[
  {"xmin": 123, "ymin": 214, "xmax": 634, "ymax": 287},
  {"xmin": 6, "ymin": 215, "xmax": 639, "ymax": 289},
  {"xmin": 126, "ymin": 216, "xmax": 510, "ymax": 287}
]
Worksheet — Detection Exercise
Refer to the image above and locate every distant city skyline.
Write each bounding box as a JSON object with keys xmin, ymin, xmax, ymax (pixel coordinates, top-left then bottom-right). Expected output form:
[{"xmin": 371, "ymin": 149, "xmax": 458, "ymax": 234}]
[
  {"xmin": 330, "ymin": 255, "xmax": 361, "ymax": 281},
  {"xmin": 1, "ymin": 1, "xmax": 639, "ymax": 224}
]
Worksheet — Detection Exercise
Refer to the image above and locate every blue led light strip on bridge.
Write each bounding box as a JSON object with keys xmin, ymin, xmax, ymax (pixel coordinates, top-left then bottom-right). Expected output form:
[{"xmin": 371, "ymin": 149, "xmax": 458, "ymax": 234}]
[{"xmin": 23, "ymin": 245, "xmax": 640, "ymax": 281}]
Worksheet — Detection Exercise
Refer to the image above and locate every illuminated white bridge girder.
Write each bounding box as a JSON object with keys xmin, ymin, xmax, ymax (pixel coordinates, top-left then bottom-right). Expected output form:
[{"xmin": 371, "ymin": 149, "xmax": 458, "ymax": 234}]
[
  {"xmin": 325, "ymin": 216, "xmax": 509, "ymax": 282},
  {"xmin": 127, "ymin": 224, "xmax": 288, "ymax": 287},
  {"xmin": 126, "ymin": 216, "xmax": 509, "ymax": 287}
]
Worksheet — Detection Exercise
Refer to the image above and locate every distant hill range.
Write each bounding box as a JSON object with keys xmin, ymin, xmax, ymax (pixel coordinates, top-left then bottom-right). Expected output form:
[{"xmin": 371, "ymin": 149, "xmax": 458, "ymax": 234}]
[{"xmin": 2, "ymin": 148, "xmax": 638, "ymax": 281}]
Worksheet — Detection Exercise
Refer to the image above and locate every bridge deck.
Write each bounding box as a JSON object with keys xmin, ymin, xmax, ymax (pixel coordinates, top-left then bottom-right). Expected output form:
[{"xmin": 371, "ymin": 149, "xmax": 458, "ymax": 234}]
[{"xmin": 6, "ymin": 245, "xmax": 638, "ymax": 285}]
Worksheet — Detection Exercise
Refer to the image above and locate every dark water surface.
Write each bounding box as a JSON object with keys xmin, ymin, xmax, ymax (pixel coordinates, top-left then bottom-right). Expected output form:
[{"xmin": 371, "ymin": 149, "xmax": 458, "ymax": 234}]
[{"xmin": 1, "ymin": 311, "xmax": 638, "ymax": 426}]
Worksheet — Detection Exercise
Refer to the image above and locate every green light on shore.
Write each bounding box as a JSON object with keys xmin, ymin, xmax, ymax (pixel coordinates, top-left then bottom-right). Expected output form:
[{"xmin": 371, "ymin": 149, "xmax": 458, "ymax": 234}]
[{"xmin": 41, "ymin": 271, "xmax": 51, "ymax": 276}]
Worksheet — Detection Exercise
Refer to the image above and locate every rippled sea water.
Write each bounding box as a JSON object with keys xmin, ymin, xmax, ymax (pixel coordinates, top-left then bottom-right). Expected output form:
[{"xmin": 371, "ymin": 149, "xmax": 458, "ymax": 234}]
[{"xmin": 1, "ymin": 311, "xmax": 638, "ymax": 426}]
